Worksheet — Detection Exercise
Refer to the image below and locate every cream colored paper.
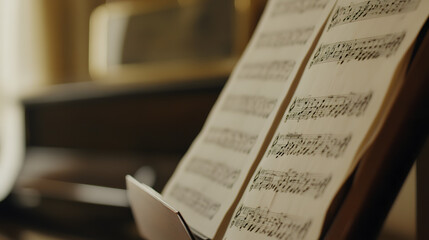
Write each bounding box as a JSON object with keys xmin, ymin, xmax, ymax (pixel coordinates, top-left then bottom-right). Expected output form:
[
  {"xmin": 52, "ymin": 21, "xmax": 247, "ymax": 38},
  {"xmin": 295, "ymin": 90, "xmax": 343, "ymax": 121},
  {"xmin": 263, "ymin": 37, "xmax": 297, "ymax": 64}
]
[
  {"xmin": 224, "ymin": 1, "xmax": 429, "ymax": 239},
  {"xmin": 162, "ymin": 0, "xmax": 337, "ymax": 238},
  {"xmin": 126, "ymin": 176, "xmax": 195, "ymax": 240}
]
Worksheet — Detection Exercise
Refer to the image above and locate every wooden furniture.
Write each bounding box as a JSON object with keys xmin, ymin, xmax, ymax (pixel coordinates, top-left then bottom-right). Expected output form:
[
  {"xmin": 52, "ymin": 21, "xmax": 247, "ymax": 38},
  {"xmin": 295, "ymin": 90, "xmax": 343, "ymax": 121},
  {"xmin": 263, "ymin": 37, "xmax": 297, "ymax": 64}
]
[{"xmin": 0, "ymin": 79, "xmax": 225, "ymax": 240}]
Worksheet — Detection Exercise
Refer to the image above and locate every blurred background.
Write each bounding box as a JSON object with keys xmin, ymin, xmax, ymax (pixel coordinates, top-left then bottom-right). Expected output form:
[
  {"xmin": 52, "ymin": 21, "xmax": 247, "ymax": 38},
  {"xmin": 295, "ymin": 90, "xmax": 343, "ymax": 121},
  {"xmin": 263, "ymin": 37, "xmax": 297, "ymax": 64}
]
[{"xmin": 0, "ymin": 0, "xmax": 420, "ymax": 239}]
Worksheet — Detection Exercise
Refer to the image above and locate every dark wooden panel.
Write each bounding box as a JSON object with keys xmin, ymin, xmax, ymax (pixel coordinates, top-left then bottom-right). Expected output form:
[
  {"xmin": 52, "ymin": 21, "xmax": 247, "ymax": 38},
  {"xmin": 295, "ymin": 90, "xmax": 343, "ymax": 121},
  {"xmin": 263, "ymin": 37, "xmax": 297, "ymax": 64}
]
[
  {"xmin": 24, "ymin": 80, "xmax": 224, "ymax": 154},
  {"xmin": 417, "ymin": 138, "xmax": 429, "ymax": 240}
]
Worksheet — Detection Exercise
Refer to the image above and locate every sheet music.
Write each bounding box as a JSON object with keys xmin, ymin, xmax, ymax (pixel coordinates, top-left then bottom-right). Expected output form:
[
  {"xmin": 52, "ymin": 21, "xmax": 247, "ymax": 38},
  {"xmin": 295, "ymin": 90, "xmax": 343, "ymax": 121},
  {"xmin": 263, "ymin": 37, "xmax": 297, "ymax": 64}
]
[
  {"xmin": 272, "ymin": 0, "xmax": 332, "ymax": 16},
  {"xmin": 249, "ymin": 169, "xmax": 331, "ymax": 199},
  {"xmin": 203, "ymin": 127, "xmax": 258, "ymax": 154},
  {"xmin": 237, "ymin": 60, "xmax": 296, "ymax": 82},
  {"xmin": 309, "ymin": 32, "xmax": 406, "ymax": 66},
  {"xmin": 230, "ymin": 205, "xmax": 312, "ymax": 240},
  {"xmin": 222, "ymin": 95, "xmax": 278, "ymax": 118},
  {"xmin": 169, "ymin": 184, "xmax": 221, "ymax": 220},
  {"xmin": 162, "ymin": 0, "xmax": 337, "ymax": 238},
  {"xmin": 224, "ymin": 0, "xmax": 429, "ymax": 239},
  {"xmin": 185, "ymin": 157, "xmax": 241, "ymax": 189},
  {"xmin": 267, "ymin": 133, "xmax": 352, "ymax": 158},
  {"xmin": 328, "ymin": 0, "xmax": 421, "ymax": 30},
  {"xmin": 285, "ymin": 92, "xmax": 373, "ymax": 121}
]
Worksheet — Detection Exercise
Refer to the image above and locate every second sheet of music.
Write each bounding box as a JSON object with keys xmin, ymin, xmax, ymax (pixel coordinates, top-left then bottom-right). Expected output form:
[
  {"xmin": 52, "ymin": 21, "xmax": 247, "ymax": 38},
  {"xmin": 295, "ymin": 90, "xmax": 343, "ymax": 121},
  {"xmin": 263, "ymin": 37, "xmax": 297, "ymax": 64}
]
[{"xmin": 224, "ymin": 0, "xmax": 429, "ymax": 239}]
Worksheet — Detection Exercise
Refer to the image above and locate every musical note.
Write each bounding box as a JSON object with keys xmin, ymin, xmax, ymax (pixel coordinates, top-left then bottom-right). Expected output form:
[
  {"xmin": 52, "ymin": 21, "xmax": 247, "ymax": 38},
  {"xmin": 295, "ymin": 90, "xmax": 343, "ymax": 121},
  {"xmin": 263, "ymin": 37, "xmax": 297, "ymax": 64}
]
[
  {"xmin": 185, "ymin": 157, "xmax": 241, "ymax": 189},
  {"xmin": 230, "ymin": 205, "xmax": 312, "ymax": 240},
  {"xmin": 310, "ymin": 32, "xmax": 406, "ymax": 66},
  {"xmin": 329, "ymin": 0, "xmax": 421, "ymax": 30},
  {"xmin": 204, "ymin": 127, "xmax": 258, "ymax": 154},
  {"xmin": 285, "ymin": 92, "xmax": 373, "ymax": 121},
  {"xmin": 256, "ymin": 27, "xmax": 315, "ymax": 48},
  {"xmin": 222, "ymin": 95, "xmax": 278, "ymax": 118},
  {"xmin": 249, "ymin": 169, "xmax": 331, "ymax": 199},
  {"xmin": 267, "ymin": 133, "xmax": 352, "ymax": 158},
  {"xmin": 169, "ymin": 184, "xmax": 221, "ymax": 220},
  {"xmin": 238, "ymin": 60, "xmax": 296, "ymax": 82},
  {"xmin": 272, "ymin": 0, "xmax": 330, "ymax": 16}
]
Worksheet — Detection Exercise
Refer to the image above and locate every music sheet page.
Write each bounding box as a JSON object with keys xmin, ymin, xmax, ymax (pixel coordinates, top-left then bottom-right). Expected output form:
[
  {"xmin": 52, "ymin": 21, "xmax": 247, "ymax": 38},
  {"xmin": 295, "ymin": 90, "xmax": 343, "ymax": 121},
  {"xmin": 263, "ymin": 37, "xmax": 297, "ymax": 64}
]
[
  {"xmin": 224, "ymin": 0, "xmax": 429, "ymax": 239},
  {"xmin": 162, "ymin": 0, "xmax": 337, "ymax": 238}
]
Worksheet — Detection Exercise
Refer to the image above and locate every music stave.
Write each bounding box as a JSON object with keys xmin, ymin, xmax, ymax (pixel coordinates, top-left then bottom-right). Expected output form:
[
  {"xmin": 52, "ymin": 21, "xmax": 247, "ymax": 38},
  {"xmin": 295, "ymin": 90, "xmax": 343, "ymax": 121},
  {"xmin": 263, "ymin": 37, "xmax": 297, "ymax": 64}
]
[
  {"xmin": 329, "ymin": 0, "xmax": 421, "ymax": 30},
  {"xmin": 310, "ymin": 32, "xmax": 406, "ymax": 66},
  {"xmin": 249, "ymin": 168, "xmax": 332, "ymax": 199},
  {"xmin": 285, "ymin": 92, "xmax": 373, "ymax": 121},
  {"xmin": 238, "ymin": 60, "xmax": 296, "ymax": 82},
  {"xmin": 272, "ymin": 0, "xmax": 330, "ymax": 16},
  {"xmin": 222, "ymin": 95, "xmax": 278, "ymax": 119},
  {"xmin": 256, "ymin": 27, "xmax": 315, "ymax": 48},
  {"xmin": 169, "ymin": 184, "xmax": 221, "ymax": 220},
  {"xmin": 186, "ymin": 157, "xmax": 241, "ymax": 189},
  {"xmin": 204, "ymin": 127, "xmax": 258, "ymax": 154},
  {"xmin": 230, "ymin": 205, "xmax": 312, "ymax": 240},
  {"xmin": 267, "ymin": 133, "xmax": 352, "ymax": 158}
]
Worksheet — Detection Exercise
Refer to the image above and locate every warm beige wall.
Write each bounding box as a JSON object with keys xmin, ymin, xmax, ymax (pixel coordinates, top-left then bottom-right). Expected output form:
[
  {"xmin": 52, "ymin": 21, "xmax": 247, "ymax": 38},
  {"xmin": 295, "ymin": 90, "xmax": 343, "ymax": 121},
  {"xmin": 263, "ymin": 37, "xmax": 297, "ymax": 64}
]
[
  {"xmin": 0, "ymin": 0, "xmax": 47, "ymax": 95},
  {"xmin": 40, "ymin": 0, "xmax": 105, "ymax": 84},
  {"xmin": 0, "ymin": 0, "xmax": 104, "ymax": 96}
]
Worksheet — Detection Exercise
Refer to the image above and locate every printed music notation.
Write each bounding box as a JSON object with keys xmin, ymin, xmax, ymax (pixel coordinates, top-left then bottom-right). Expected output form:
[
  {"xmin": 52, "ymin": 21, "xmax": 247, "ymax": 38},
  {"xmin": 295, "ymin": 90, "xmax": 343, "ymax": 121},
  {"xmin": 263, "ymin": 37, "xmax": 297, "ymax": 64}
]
[
  {"xmin": 249, "ymin": 169, "xmax": 332, "ymax": 199},
  {"xmin": 222, "ymin": 95, "xmax": 278, "ymax": 119},
  {"xmin": 230, "ymin": 205, "xmax": 312, "ymax": 240},
  {"xmin": 185, "ymin": 157, "xmax": 241, "ymax": 189},
  {"xmin": 310, "ymin": 32, "xmax": 406, "ymax": 66},
  {"xmin": 169, "ymin": 184, "xmax": 221, "ymax": 220},
  {"xmin": 267, "ymin": 133, "xmax": 352, "ymax": 158},
  {"xmin": 285, "ymin": 92, "xmax": 373, "ymax": 121},
  {"xmin": 256, "ymin": 27, "xmax": 315, "ymax": 48},
  {"xmin": 238, "ymin": 60, "xmax": 296, "ymax": 82},
  {"xmin": 204, "ymin": 127, "xmax": 258, "ymax": 154},
  {"xmin": 329, "ymin": 0, "xmax": 421, "ymax": 30},
  {"xmin": 272, "ymin": 0, "xmax": 330, "ymax": 16}
]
